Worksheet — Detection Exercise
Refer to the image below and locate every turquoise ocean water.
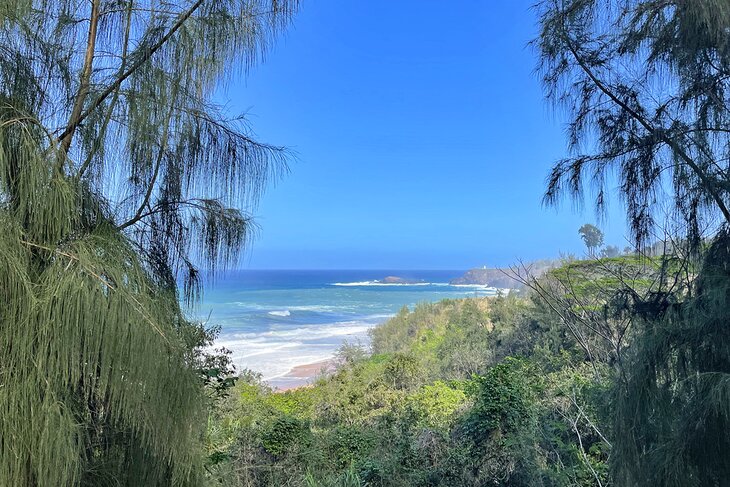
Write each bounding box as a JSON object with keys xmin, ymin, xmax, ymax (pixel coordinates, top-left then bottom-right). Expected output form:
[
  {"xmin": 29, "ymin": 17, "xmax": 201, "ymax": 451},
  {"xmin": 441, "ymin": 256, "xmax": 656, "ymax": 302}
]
[{"xmin": 198, "ymin": 270, "xmax": 501, "ymax": 388}]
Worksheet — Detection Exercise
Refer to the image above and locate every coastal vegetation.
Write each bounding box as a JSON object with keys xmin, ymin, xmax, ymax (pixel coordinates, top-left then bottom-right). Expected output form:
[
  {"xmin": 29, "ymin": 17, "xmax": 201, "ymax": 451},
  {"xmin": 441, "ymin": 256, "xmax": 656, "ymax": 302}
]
[
  {"xmin": 2, "ymin": 0, "xmax": 730, "ymax": 485},
  {"xmin": 202, "ymin": 0, "xmax": 730, "ymax": 484},
  {"xmin": 201, "ymin": 251, "xmax": 679, "ymax": 486}
]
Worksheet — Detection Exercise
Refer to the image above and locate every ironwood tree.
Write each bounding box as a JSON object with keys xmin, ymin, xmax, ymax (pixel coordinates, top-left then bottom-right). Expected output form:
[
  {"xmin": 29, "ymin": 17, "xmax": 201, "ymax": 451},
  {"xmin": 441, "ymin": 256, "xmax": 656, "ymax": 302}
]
[
  {"xmin": 536, "ymin": 0, "xmax": 730, "ymax": 484},
  {"xmin": 0, "ymin": 0, "xmax": 297, "ymax": 485}
]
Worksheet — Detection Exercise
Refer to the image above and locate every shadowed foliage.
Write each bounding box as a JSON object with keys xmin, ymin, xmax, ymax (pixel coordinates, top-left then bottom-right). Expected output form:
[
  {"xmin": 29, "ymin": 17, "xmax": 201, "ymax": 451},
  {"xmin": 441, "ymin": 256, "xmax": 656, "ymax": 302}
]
[
  {"xmin": 536, "ymin": 0, "xmax": 730, "ymax": 484},
  {"xmin": 536, "ymin": 0, "xmax": 730, "ymax": 250}
]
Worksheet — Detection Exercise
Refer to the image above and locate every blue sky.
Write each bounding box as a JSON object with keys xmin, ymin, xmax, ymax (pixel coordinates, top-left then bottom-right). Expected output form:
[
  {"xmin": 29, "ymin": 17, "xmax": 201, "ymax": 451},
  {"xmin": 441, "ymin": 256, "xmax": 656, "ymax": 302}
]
[{"xmin": 224, "ymin": 0, "xmax": 628, "ymax": 269}]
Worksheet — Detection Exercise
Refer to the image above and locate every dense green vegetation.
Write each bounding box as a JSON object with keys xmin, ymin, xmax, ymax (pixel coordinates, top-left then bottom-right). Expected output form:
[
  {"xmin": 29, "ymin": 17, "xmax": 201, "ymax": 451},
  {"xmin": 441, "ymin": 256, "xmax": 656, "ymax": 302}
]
[
  {"xmin": 204, "ymin": 256, "xmax": 642, "ymax": 486},
  {"xmin": 4, "ymin": 0, "xmax": 730, "ymax": 484},
  {"xmin": 205, "ymin": 241, "xmax": 730, "ymax": 485},
  {"xmin": 536, "ymin": 0, "xmax": 730, "ymax": 483}
]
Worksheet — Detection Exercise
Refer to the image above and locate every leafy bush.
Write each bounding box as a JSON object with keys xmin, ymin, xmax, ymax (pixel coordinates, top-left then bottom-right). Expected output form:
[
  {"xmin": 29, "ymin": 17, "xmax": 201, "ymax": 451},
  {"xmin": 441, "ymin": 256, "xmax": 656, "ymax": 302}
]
[{"xmin": 262, "ymin": 416, "xmax": 310, "ymax": 457}]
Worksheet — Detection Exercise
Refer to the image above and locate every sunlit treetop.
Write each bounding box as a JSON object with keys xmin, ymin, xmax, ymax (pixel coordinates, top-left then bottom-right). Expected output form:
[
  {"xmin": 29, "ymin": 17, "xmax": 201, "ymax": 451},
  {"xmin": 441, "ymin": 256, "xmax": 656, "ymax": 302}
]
[{"xmin": 1, "ymin": 0, "xmax": 298, "ymax": 301}]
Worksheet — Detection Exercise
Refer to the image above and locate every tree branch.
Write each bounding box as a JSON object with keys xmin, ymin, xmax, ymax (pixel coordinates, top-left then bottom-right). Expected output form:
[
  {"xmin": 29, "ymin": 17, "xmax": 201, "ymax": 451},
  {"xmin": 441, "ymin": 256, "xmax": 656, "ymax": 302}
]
[
  {"xmin": 59, "ymin": 0, "xmax": 101, "ymax": 157},
  {"xmin": 122, "ymin": 92, "xmax": 178, "ymax": 230},
  {"xmin": 77, "ymin": 0, "xmax": 134, "ymax": 179},
  {"xmin": 57, "ymin": 0, "xmax": 206, "ymax": 144},
  {"xmin": 117, "ymin": 198, "xmax": 241, "ymax": 230},
  {"xmin": 560, "ymin": 26, "xmax": 730, "ymax": 224}
]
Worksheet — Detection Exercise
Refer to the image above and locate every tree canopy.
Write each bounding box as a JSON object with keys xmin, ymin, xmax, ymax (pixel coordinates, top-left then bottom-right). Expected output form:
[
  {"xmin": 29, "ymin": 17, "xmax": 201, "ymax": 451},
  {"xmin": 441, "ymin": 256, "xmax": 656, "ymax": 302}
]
[
  {"xmin": 537, "ymin": 0, "xmax": 730, "ymax": 249},
  {"xmin": 0, "ymin": 1, "xmax": 297, "ymax": 485},
  {"xmin": 537, "ymin": 0, "xmax": 730, "ymax": 483},
  {"xmin": 578, "ymin": 223, "xmax": 604, "ymax": 254}
]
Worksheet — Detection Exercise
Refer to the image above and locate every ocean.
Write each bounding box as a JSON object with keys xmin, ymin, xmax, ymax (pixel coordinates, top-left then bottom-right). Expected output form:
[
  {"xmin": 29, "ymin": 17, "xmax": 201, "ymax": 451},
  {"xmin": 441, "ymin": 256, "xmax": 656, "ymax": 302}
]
[{"xmin": 197, "ymin": 270, "xmax": 500, "ymax": 388}]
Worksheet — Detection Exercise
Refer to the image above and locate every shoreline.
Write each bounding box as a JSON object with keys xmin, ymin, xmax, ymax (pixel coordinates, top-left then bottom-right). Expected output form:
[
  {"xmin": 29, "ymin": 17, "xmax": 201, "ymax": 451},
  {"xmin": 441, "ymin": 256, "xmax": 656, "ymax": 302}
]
[
  {"xmin": 288, "ymin": 359, "xmax": 335, "ymax": 378},
  {"xmin": 273, "ymin": 359, "xmax": 336, "ymax": 391}
]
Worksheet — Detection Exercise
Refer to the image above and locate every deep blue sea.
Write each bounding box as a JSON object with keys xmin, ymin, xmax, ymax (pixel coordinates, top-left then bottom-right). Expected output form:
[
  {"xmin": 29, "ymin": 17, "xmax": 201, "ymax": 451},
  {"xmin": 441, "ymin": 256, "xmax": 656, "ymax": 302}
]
[{"xmin": 197, "ymin": 270, "xmax": 500, "ymax": 388}]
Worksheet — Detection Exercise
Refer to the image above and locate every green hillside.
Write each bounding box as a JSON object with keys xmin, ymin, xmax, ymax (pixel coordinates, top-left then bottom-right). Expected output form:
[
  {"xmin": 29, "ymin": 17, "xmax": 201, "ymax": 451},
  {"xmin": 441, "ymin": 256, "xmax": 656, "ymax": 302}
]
[{"xmin": 202, "ymin": 256, "xmax": 668, "ymax": 486}]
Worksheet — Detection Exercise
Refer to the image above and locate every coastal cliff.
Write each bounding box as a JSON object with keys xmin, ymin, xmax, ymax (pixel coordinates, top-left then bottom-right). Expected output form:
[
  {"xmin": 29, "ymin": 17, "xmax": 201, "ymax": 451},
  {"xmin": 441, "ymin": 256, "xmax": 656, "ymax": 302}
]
[
  {"xmin": 449, "ymin": 268, "xmax": 520, "ymax": 288},
  {"xmin": 450, "ymin": 260, "xmax": 557, "ymax": 288}
]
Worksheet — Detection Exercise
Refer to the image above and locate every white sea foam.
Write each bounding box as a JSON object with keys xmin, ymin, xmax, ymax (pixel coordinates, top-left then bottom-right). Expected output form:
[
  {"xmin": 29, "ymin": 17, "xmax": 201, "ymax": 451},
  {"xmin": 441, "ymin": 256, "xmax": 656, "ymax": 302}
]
[
  {"xmin": 228, "ymin": 322, "xmax": 375, "ymax": 343},
  {"xmin": 451, "ymin": 284, "xmax": 498, "ymax": 290},
  {"xmin": 268, "ymin": 310, "xmax": 291, "ymax": 317},
  {"xmin": 450, "ymin": 284, "xmax": 512, "ymax": 294},
  {"xmin": 287, "ymin": 304, "xmax": 352, "ymax": 312},
  {"xmin": 215, "ymin": 317, "xmax": 390, "ymax": 384},
  {"xmin": 230, "ymin": 302, "xmax": 355, "ymax": 313},
  {"xmin": 331, "ymin": 281, "xmax": 449, "ymax": 287}
]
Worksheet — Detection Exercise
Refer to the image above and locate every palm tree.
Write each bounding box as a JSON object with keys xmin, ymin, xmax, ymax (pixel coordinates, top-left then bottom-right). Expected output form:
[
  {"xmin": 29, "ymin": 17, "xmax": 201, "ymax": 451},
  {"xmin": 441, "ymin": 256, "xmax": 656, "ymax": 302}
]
[
  {"xmin": 0, "ymin": 1, "xmax": 297, "ymax": 484},
  {"xmin": 578, "ymin": 223, "xmax": 604, "ymax": 257}
]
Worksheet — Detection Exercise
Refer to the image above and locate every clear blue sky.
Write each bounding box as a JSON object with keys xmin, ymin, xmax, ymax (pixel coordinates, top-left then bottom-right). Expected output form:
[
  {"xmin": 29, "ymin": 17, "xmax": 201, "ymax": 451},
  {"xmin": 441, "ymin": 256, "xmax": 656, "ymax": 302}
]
[{"xmin": 225, "ymin": 0, "xmax": 628, "ymax": 269}]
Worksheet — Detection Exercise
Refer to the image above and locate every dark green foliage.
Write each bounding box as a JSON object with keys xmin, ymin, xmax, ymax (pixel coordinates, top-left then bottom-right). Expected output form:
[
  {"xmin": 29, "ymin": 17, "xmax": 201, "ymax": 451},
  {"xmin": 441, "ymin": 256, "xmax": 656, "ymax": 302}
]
[
  {"xmin": 537, "ymin": 1, "xmax": 730, "ymax": 484},
  {"xmin": 459, "ymin": 359, "xmax": 542, "ymax": 486},
  {"xmin": 327, "ymin": 427, "xmax": 375, "ymax": 468},
  {"xmin": 262, "ymin": 416, "xmax": 310, "ymax": 457},
  {"xmin": 612, "ymin": 231, "xmax": 730, "ymax": 486},
  {"xmin": 463, "ymin": 359, "xmax": 533, "ymax": 438}
]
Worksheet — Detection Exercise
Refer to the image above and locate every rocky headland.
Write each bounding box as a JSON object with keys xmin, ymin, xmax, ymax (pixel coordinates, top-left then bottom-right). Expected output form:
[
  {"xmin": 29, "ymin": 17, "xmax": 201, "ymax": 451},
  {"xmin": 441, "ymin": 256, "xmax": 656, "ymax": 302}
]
[{"xmin": 450, "ymin": 260, "xmax": 557, "ymax": 288}]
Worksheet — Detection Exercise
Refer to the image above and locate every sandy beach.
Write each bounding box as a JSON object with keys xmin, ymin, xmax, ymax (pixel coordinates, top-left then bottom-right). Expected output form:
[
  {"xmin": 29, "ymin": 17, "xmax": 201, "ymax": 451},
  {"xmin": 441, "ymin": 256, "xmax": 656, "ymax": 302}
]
[{"xmin": 274, "ymin": 359, "xmax": 336, "ymax": 391}]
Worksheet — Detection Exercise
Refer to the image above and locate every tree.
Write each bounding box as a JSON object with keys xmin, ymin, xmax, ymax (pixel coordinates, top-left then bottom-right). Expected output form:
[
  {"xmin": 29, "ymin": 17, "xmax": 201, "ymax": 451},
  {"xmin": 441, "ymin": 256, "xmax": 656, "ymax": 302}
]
[
  {"xmin": 536, "ymin": 0, "xmax": 730, "ymax": 484},
  {"xmin": 0, "ymin": 1, "xmax": 297, "ymax": 485},
  {"xmin": 538, "ymin": 0, "xmax": 730, "ymax": 251},
  {"xmin": 578, "ymin": 224, "xmax": 604, "ymax": 256}
]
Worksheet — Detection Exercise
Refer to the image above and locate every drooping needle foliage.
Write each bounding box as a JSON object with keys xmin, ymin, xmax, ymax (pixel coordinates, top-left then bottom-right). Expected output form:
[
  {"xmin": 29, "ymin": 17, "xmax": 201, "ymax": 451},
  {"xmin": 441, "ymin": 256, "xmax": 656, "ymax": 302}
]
[
  {"xmin": 0, "ymin": 0, "xmax": 297, "ymax": 485},
  {"xmin": 537, "ymin": 0, "xmax": 730, "ymax": 248},
  {"xmin": 536, "ymin": 0, "xmax": 730, "ymax": 483}
]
